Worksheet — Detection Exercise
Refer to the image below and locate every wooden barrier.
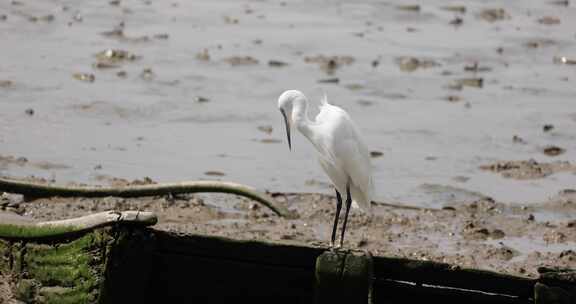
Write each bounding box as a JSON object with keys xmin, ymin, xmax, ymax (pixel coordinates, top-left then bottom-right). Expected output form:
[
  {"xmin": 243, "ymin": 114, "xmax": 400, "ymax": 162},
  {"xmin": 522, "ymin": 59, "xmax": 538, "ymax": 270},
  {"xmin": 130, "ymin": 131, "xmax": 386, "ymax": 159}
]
[{"xmin": 315, "ymin": 250, "xmax": 373, "ymax": 304}]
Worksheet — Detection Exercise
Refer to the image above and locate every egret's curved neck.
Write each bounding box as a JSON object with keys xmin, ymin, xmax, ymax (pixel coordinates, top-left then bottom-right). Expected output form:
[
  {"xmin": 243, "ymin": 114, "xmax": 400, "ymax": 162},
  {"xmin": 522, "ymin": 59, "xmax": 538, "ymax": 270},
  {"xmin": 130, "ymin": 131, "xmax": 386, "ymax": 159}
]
[{"xmin": 292, "ymin": 96, "xmax": 314, "ymax": 139}]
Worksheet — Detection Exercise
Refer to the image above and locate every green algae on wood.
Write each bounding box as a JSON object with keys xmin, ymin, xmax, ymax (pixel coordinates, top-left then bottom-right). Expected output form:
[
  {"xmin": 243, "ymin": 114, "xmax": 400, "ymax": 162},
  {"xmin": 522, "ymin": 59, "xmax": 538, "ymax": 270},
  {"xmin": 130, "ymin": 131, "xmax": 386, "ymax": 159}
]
[
  {"xmin": 1, "ymin": 230, "xmax": 112, "ymax": 304},
  {"xmin": 0, "ymin": 239, "xmax": 9, "ymax": 271},
  {"xmin": 25, "ymin": 233, "xmax": 103, "ymax": 287},
  {"xmin": 0, "ymin": 224, "xmax": 77, "ymax": 239},
  {"xmin": 0, "ymin": 211, "xmax": 158, "ymax": 303}
]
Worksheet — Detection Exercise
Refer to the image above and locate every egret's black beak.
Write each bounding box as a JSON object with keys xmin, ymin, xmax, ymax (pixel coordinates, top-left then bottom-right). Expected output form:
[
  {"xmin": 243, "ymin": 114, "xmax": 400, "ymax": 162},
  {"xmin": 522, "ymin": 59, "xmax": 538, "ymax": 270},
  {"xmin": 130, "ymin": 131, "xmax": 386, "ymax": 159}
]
[{"xmin": 280, "ymin": 109, "xmax": 291, "ymax": 151}]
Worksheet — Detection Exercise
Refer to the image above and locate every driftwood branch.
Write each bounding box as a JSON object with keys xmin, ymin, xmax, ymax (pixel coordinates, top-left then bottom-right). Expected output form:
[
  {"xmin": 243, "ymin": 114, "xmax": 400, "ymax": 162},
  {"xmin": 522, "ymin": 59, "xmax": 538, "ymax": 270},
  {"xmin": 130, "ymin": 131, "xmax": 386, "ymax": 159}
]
[
  {"xmin": 0, "ymin": 210, "xmax": 157, "ymax": 239},
  {"xmin": 0, "ymin": 177, "xmax": 296, "ymax": 218},
  {"xmin": 36, "ymin": 210, "xmax": 157, "ymax": 229}
]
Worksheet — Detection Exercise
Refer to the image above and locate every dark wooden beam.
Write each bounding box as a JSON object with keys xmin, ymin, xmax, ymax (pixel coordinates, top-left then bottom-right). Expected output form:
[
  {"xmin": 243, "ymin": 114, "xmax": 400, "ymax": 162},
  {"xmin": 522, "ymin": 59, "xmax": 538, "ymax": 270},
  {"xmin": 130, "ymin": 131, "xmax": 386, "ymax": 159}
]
[
  {"xmin": 373, "ymin": 256, "xmax": 535, "ymax": 298},
  {"xmin": 314, "ymin": 250, "xmax": 374, "ymax": 304}
]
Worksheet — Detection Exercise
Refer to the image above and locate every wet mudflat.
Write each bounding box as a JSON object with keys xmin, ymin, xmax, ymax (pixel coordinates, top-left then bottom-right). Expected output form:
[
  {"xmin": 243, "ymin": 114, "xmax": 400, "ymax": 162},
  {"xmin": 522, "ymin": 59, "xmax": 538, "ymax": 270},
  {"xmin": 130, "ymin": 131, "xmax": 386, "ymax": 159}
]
[
  {"xmin": 2, "ymin": 184, "xmax": 575, "ymax": 278},
  {"xmin": 1, "ymin": 0, "xmax": 575, "ymax": 206},
  {"xmin": 1, "ymin": 0, "xmax": 576, "ymax": 298}
]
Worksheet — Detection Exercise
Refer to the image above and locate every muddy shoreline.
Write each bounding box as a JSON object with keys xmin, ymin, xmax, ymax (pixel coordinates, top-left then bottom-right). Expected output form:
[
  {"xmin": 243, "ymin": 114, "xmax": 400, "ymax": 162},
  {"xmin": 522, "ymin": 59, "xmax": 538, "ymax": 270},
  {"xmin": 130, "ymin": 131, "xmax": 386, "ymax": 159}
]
[
  {"xmin": 2, "ymin": 0, "xmax": 576, "ymax": 206},
  {"xmin": 2, "ymin": 177, "xmax": 575, "ymax": 279}
]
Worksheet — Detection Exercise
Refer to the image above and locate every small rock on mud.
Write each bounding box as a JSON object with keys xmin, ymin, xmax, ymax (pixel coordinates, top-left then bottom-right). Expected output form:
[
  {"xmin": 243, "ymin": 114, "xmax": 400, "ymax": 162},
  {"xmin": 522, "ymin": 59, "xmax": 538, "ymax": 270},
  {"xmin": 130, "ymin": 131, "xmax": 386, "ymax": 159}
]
[
  {"xmin": 396, "ymin": 5, "xmax": 420, "ymax": 12},
  {"xmin": 257, "ymin": 125, "xmax": 273, "ymax": 134},
  {"xmin": 194, "ymin": 96, "xmax": 210, "ymax": 103},
  {"xmin": 542, "ymin": 146, "xmax": 565, "ymax": 157},
  {"xmin": 224, "ymin": 56, "xmax": 258, "ymax": 66},
  {"xmin": 480, "ymin": 160, "xmax": 576, "ymax": 179},
  {"xmin": 73, "ymin": 73, "xmax": 95, "ymax": 83},
  {"xmin": 204, "ymin": 171, "xmax": 225, "ymax": 177},
  {"xmin": 396, "ymin": 57, "xmax": 440, "ymax": 72},
  {"xmin": 478, "ymin": 8, "xmax": 509, "ymax": 22},
  {"xmin": 95, "ymin": 49, "xmax": 139, "ymax": 63},
  {"xmin": 268, "ymin": 60, "xmax": 288, "ymax": 67},
  {"xmin": 537, "ymin": 16, "xmax": 561, "ymax": 25},
  {"xmin": 304, "ymin": 55, "xmax": 354, "ymax": 74},
  {"xmin": 370, "ymin": 151, "xmax": 383, "ymax": 158},
  {"xmin": 317, "ymin": 77, "xmax": 339, "ymax": 84}
]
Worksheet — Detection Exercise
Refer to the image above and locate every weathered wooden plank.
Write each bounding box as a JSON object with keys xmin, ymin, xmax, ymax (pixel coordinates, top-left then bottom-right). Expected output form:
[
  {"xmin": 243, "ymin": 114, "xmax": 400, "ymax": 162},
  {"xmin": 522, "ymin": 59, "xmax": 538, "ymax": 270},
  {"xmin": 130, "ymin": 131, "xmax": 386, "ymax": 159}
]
[
  {"xmin": 154, "ymin": 231, "xmax": 537, "ymax": 300},
  {"xmin": 374, "ymin": 279, "xmax": 530, "ymax": 304},
  {"xmin": 315, "ymin": 250, "xmax": 373, "ymax": 304},
  {"xmin": 373, "ymin": 256, "xmax": 535, "ymax": 298},
  {"xmin": 538, "ymin": 267, "xmax": 576, "ymax": 292},
  {"xmin": 99, "ymin": 227, "xmax": 156, "ymax": 304},
  {"xmin": 535, "ymin": 267, "xmax": 576, "ymax": 304},
  {"xmin": 534, "ymin": 282, "xmax": 572, "ymax": 304},
  {"xmin": 155, "ymin": 231, "xmax": 535, "ymax": 297},
  {"xmin": 1, "ymin": 226, "xmax": 555, "ymax": 303},
  {"xmin": 150, "ymin": 252, "xmax": 315, "ymax": 304},
  {"xmin": 154, "ymin": 230, "xmax": 324, "ymax": 269}
]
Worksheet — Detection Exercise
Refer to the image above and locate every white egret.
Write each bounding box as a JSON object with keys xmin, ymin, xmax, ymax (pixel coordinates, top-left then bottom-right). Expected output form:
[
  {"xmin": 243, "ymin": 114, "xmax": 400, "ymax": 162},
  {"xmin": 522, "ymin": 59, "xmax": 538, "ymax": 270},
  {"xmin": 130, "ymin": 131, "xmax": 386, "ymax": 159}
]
[{"xmin": 277, "ymin": 90, "xmax": 374, "ymax": 248}]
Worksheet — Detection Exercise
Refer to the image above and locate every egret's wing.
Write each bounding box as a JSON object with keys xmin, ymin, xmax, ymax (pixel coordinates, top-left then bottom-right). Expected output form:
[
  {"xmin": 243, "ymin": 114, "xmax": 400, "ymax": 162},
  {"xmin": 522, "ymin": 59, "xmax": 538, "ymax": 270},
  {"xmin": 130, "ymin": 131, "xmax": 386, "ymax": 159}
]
[
  {"xmin": 308, "ymin": 109, "xmax": 347, "ymax": 193},
  {"xmin": 342, "ymin": 136, "xmax": 373, "ymax": 211},
  {"xmin": 311, "ymin": 102, "xmax": 374, "ymax": 212},
  {"xmin": 336, "ymin": 113, "xmax": 374, "ymax": 212},
  {"xmin": 317, "ymin": 153, "xmax": 346, "ymax": 193}
]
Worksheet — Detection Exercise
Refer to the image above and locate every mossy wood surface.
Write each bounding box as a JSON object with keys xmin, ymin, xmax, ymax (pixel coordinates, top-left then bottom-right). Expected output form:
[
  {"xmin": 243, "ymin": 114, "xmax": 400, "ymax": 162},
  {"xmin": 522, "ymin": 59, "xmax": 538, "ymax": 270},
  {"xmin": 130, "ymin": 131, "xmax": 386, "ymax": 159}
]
[
  {"xmin": 0, "ymin": 226, "xmax": 155, "ymax": 304},
  {"xmin": 0, "ymin": 231, "xmax": 110, "ymax": 304}
]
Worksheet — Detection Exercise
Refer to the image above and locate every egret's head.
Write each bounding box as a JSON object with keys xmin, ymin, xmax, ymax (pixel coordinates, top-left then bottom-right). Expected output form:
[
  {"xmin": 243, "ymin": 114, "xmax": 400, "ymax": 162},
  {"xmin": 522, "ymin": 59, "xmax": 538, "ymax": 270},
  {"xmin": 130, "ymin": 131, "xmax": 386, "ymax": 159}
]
[{"xmin": 277, "ymin": 90, "xmax": 304, "ymax": 151}]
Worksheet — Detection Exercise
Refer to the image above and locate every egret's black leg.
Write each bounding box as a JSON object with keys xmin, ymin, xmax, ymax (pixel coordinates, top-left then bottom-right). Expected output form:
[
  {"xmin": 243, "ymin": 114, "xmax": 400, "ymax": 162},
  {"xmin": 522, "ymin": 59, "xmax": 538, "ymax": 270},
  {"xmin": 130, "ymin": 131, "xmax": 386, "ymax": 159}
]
[
  {"xmin": 330, "ymin": 189, "xmax": 343, "ymax": 248},
  {"xmin": 339, "ymin": 182, "xmax": 352, "ymax": 248}
]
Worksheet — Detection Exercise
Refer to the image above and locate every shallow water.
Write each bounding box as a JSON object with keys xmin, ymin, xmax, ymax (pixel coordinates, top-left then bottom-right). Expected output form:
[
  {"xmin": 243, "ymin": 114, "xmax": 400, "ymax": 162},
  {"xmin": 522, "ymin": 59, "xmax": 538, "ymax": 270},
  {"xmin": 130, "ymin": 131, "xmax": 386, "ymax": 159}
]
[{"xmin": 1, "ymin": 0, "xmax": 575, "ymax": 209}]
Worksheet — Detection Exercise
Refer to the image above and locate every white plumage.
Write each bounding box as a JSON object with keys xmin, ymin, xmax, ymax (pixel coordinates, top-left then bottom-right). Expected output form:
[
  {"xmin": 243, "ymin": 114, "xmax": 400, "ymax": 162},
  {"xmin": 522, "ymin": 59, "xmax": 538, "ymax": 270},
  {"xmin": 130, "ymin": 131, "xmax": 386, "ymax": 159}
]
[{"xmin": 277, "ymin": 90, "xmax": 374, "ymax": 247}]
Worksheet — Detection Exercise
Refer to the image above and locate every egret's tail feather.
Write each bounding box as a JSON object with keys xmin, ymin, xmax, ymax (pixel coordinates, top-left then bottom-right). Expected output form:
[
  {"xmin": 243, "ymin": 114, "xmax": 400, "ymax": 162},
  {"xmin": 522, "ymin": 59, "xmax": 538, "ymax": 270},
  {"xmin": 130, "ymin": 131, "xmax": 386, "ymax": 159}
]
[
  {"xmin": 350, "ymin": 183, "xmax": 372, "ymax": 214},
  {"xmin": 320, "ymin": 91, "xmax": 328, "ymax": 106},
  {"xmin": 351, "ymin": 200, "xmax": 372, "ymax": 214}
]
